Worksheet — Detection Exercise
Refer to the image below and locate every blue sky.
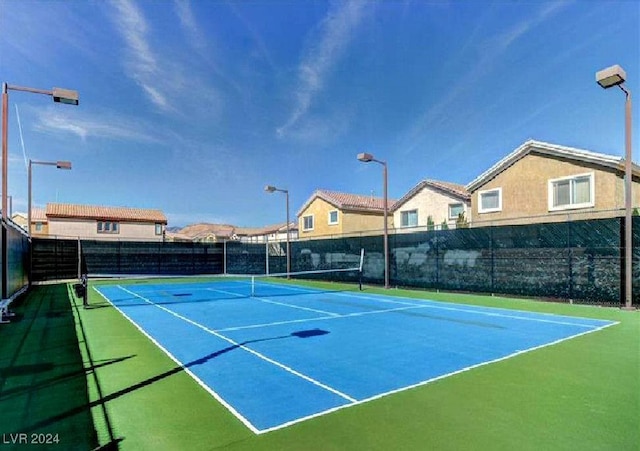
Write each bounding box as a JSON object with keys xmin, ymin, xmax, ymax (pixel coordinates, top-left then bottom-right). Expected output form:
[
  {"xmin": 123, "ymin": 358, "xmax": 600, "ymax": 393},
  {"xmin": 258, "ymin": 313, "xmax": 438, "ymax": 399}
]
[{"xmin": 0, "ymin": 0, "xmax": 638, "ymax": 228}]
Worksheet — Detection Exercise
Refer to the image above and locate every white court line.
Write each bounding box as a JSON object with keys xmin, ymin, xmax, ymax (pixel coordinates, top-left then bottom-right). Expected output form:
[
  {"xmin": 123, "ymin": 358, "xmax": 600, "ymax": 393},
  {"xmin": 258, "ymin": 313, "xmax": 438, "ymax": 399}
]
[
  {"xmin": 217, "ymin": 304, "xmax": 434, "ymax": 332},
  {"xmin": 116, "ymin": 285, "xmax": 358, "ymax": 405},
  {"xmin": 96, "ymin": 284, "xmax": 619, "ymax": 435},
  {"xmin": 256, "ymin": 282, "xmax": 603, "ymax": 328},
  {"xmin": 206, "ymin": 287, "xmax": 340, "ymax": 317},
  {"xmin": 257, "ymin": 319, "xmax": 619, "ymax": 434},
  {"xmin": 93, "ymin": 287, "xmax": 261, "ymax": 434}
]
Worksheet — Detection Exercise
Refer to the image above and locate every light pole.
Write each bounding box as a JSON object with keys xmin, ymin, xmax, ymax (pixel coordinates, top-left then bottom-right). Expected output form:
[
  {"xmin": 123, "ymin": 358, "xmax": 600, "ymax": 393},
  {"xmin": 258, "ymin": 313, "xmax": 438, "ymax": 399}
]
[
  {"xmin": 2, "ymin": 83, "xmax": 79, "ymax": 220},
  {"xmin": 1, "ymin": 83, "xmax": 78, "ymax": 300},
  {"xmin": 28, "ymin": 160, "xmax": 72, "ymax": 235},
  {"xmin": 265, "ymin": 185, "xmax": 291, "ymax": 275},
  {"xmin": 596, "ymin": 64, "xmax": 633, "ymax": 309},
  {"xmin": 357, "ymin": 152, "xmax": 389, "ymax": 289}
]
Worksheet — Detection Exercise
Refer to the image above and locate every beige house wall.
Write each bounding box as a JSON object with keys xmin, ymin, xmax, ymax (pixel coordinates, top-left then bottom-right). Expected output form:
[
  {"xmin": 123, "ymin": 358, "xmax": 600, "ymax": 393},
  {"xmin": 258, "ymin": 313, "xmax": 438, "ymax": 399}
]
[
  {"xmin": 298, "ymin": 198, "xmax": 390, "ymax": 239},
  {"xmin": 470, "ymin": 153, "xmax": 640, "ymax": 224},
  {"xmin": 394, "ymin": 188, "xmax": 470, "ymax": 230},
  {"xmin": 47, "ymin": 218, "xmax": 164, "ymax": 240}
]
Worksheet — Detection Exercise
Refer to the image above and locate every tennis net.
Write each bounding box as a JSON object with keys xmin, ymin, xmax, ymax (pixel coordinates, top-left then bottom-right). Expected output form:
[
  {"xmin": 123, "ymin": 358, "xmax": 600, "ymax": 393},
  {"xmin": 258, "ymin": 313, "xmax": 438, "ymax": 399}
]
[{"xmin": 86, "ymin": 249, "xmax": 365, "ymax": 302}]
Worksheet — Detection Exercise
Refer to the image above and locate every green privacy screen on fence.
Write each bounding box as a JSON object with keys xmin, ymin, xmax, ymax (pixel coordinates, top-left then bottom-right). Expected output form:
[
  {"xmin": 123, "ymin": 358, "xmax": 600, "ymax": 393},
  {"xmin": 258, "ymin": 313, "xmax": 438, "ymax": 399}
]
[{"xmin": 29, "ymin": 216, "xmax": 635, "ymax": 306}]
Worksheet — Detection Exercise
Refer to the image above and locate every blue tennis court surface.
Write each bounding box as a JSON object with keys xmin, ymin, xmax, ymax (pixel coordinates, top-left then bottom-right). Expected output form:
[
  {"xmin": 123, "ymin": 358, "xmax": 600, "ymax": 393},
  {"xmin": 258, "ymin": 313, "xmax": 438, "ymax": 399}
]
[{"xmin": 95, "ymin": 280, "xmax": 616, "ymax": 433}]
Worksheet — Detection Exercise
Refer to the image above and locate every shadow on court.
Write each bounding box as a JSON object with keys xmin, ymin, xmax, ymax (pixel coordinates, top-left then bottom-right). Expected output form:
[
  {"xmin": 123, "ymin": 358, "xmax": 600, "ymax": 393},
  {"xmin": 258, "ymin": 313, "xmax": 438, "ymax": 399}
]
[
  {"xmin": 0, "ymin": 284, "xmax": 111, "ymax": 450},
  {"xmin": 79, "ymin": 327, "xmax": 330, "ymax": 407}
]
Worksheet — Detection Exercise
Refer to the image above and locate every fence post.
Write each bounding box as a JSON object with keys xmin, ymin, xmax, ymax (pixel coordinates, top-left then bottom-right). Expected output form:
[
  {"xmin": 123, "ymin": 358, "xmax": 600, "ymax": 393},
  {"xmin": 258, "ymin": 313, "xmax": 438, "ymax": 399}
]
[
  {"xmin": 568, "ymin": 218, "xmax": 573, "ymax": 300},
  {"xmin": 1, "ymin": 220, "xmax": 6, "ymax": 299},
  {"xmin": 77, "ymin": 237, "xmax": 81, "ymax": 279}
]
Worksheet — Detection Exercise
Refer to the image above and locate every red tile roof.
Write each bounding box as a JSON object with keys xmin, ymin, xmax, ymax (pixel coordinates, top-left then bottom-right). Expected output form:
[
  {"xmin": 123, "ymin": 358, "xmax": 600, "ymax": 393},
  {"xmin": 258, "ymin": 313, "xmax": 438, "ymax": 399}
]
[
  {"xmin": 391, "ymin": 179, "xmax": 470, "ymax": 212},
  {"xmin": 46, "ymin": 203, "xmax": 167, "ymax": 223},
  {"xmin": 31, "ymin": 208, "xmax": 47, "ymax": 222},
  {"xmin": 298, "ymin": 189, "xmax": 396, "ymax": 216}
]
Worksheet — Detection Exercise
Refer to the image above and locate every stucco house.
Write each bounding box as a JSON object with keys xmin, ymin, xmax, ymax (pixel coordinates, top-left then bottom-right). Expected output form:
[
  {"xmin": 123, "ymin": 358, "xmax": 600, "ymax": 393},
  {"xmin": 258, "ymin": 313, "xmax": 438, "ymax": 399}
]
[
  {"xmin": 241, "ymin": 222, "xmax": 299, "ymax": 244},
  {"xmin": 466, "ymin": 139, "xmax": 640, "ymax": 225},
  {"xmin": 297, "ymin": 189, "xmax": 395, "ymax": 239},
  {"xmin": 391, "ymin": 179, "xmax": 470, "ymax": 230},
  {"xmin": 38, "ymin": 203, "xmax": 167, "ymax": 241}
]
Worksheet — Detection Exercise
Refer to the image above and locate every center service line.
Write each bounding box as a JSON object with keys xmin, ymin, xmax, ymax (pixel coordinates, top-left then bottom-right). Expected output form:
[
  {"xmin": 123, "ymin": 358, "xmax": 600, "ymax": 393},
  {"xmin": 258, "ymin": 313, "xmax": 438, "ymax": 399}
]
[{"xmin": 116, "ymin": 285, "xmax": 358, "ymax": 403}]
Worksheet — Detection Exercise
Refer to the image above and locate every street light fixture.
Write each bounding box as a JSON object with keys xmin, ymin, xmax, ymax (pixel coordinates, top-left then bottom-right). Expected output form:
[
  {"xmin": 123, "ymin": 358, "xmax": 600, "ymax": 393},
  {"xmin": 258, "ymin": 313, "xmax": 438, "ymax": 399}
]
[
  {"xmin": 2, "ymin": 83, "xmax": 79, "ymax": 220},
  {"xmin": 1, "ymin": 82, "xmax": 78, "ymax": 301},
  {"xmin": 596, "ymin": 64, "xmax": 633, "ymax": 309},
  {"xmin": 265, "ymin": 185, "xmax": 291, "ymax": 275},
  {"xmin": 28, "ymin": 160, "xmax": 72, "ymax": 235},
  {"xmin": 357, "ymin": 152, "xmax": 389, "ymax": 289}
]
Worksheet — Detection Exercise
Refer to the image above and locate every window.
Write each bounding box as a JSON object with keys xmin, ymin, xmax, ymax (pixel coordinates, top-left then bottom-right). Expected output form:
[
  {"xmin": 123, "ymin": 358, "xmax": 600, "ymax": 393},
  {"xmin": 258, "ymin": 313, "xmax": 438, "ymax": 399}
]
[
  {"xmin": 478, "ymin": 188, "xmax": 502, "ymax": 213},
  {"xmin": 400, "ymin": 210, "xmax": 418, "ymax": 227},
  {"xmin": 328, "ymin": 210, "xmax": 339, "ymax": 225},
  {"xmin": 35, "ymin": 222, "xmax": 43, "ymax": 232},
  {"xmin": 549, "ymin": 173, "xmax": 594, "ymax": 211},
  {"xmin": 449, "ymin": 203, "xmax": 464, "ymax": 220},
  {"xmin": 97, "ymin": 221, "xmax": 120, "ymax": 234},
  {"xmin": 302, "ymin": 215, "xmax": 314, "ymax": 231},
  {"xmin": 155, "ymin": 223, "xmax": 163, "ymax": 235}
]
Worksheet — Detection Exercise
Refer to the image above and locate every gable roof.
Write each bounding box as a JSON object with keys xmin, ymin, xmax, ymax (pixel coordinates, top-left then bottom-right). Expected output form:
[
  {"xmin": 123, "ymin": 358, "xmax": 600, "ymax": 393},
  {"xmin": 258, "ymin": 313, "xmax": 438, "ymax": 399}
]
[
  {"xmin": 391, "ymin": 179, "xmax": 469, "ymax": 212},
  {"xmin": 32, "ymin": 208, "xmax": 47, "ymax": 222},
  {"xmin": 466, "ymin": 139, "xmax": 636, "ymax": 193},
  {"xmin": 297, "ymin": 189, "xmax": 396, "ymax": 216},
  {"xmin": 46, "ymin": 203, "xmax": 167, "ymax": 223},
  {"xmin": 179, "ymin": 222, "xmax": 299, "ymax": 240}
]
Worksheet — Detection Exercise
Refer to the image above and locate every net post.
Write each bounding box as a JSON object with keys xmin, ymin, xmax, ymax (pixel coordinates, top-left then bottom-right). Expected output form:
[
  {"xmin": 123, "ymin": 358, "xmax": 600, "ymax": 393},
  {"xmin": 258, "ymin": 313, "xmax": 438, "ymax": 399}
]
[
  {"xmin": 359, "ymin": 248, "xmax": 365, "ymax": 291},
  {"xmin": 251, "ymin": 275, "xmax": 255, "ymax": 297}
]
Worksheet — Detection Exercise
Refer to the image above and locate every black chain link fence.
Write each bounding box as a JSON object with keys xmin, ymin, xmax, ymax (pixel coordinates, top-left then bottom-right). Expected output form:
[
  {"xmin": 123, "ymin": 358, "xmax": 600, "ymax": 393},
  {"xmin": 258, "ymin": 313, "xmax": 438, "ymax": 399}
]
[{"xmin": 27, "ymin": 217, "xmax": 639, "ymax": 306}]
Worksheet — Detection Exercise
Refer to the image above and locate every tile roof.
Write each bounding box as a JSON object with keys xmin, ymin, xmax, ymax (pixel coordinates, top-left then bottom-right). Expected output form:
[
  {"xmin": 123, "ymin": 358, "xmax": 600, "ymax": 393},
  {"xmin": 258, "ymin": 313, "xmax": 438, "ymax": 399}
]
[
  {"xmin": 46, "ymin": 203, "xmax": 167, "ymax": 223},
  {"xmin": 297, "ymin": 190, "xmax": 396, "ymax": 216},
  {"xmin": 391, "ymin": 179, "xmax": 470, "ymax": 212},
  {"xmin": 31, "ymin": 208, "xmax": 47, "ymax": 221},
  {"xmin": 179, "ymin": 222, "xmax": 298, "ymax": 239},
  {"xmin": 466, "ymin": 139, "xmax": 640, "ymax": 192}
]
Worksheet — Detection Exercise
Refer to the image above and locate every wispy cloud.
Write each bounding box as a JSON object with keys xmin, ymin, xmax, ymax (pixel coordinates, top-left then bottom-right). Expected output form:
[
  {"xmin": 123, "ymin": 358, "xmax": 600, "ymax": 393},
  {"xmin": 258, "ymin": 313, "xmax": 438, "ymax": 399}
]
[
  {"xmin": 227, "ymin": 2, "xmax": 277, "ymax": 72},
  {"xmin": 400, "ymin": 2, "xmax": 571, "ymax": 155},
  {"xmin": 173, "ymin": 0, "xmax": 243, "ymax": 95},
  {"xmin": 33, "ymin": 107, "xmax": 162, "ymax": 143},
  {"xmin": 277, "ymin": 0, "xmax": 367, "ymax": 138},
  {"xmin": 174, "ymin": 0, "xmax": 207, "ymax": 52},
  {"xmin": 111, "ymin": 0, "xmax": 170, "ymax": 110}
]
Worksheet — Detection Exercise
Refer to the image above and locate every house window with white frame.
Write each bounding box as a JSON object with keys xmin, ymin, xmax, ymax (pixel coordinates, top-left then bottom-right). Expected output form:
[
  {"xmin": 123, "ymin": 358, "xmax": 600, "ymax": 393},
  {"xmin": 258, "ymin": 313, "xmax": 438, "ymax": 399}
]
[
  {"xmin": 448, "ymin": 203, "xmax": 465, "ymax": 220},
  {"xmin": 328, "ymin": 210, "xmax": 339, "ymax": 225},
  {"xmin": 400, "ymin": 209, "xmax": 418, "ymax": 227},
  {"xmin": 549, "ymin": 173, "xmax": 594, "ymax": 211},
  {"xmin": 97, "ymin": 221, "xmax": 120, "ymax": 234},
  {"xmin": 302, "ymin": 215, "xmax": 314, "ymax": 231},
  {"xmin": 155, "ymin": 223, "xmax": 163, "ymax": 235},
  {"xmin": 478, "ymin": 188, "xmax": 502, "ymax": 213}
]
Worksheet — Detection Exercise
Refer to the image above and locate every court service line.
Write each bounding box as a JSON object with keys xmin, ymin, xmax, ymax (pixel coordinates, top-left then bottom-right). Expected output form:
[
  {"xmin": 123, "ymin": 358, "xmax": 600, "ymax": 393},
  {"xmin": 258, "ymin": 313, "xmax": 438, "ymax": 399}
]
[
  {"xmin": 217, "ymin": 304, "xmax": 433, "ymax": 332},
  {"xmin": 256, "ymin": 283, "xmax": 601, "ymax": 328},
  {"xmin": 256, "ymin": 319, "xmax": 619, "ymax": 434},
  {"xmin": 206, "ymin": 287, "xmax": 341, "ymax": 317},
  {"xmin": 93, "ymin": 287, "xmax": 261, "ymax": 435},
  {"xmin": 116, "ymin": 285, "xmax": 358, "ymax": 404}
]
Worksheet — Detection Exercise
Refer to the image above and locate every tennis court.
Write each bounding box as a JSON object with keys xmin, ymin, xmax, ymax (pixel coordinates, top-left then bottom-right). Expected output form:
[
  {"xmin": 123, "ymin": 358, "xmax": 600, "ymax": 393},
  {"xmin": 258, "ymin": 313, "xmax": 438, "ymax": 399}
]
[{"xmin": 93, "ymin": 276, "xmax": 617, "ymax": 434}]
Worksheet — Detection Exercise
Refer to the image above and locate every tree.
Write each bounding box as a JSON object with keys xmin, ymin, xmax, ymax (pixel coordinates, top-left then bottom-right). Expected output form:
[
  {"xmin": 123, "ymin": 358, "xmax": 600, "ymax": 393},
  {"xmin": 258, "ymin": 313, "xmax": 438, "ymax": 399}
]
[
  {"xmin": 427, "ymin": 215, "xmax": 435, "ymax": 231},
  {"xmin": 456, "ymin": 212, "xmax": 469, "ymax": 229}
]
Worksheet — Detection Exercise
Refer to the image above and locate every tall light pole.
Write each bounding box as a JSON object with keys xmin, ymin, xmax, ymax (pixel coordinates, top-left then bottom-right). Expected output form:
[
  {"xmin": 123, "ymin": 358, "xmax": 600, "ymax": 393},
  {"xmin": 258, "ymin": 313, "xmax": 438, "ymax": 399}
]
[
  {"xmin": 596, "ymin": 64, "xmax": 633, "ymax": 309},
  {"xmin": 265, "ymin": 185, "xmax": 291, "ymax": 275},
  {"xmin": 1, "ymin": 83, "xmax": 78, "ymax": 300},
  {"xmin": 2, "ymin": 84, "xmax": 79, "ymax": 220},
  {"xmin": 357, "ymin": 152, "xmax": 389, "ymax": 289},
  {"xmin": 28, "ymin": 160, "xmax": 72, "ymax": 235}
]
